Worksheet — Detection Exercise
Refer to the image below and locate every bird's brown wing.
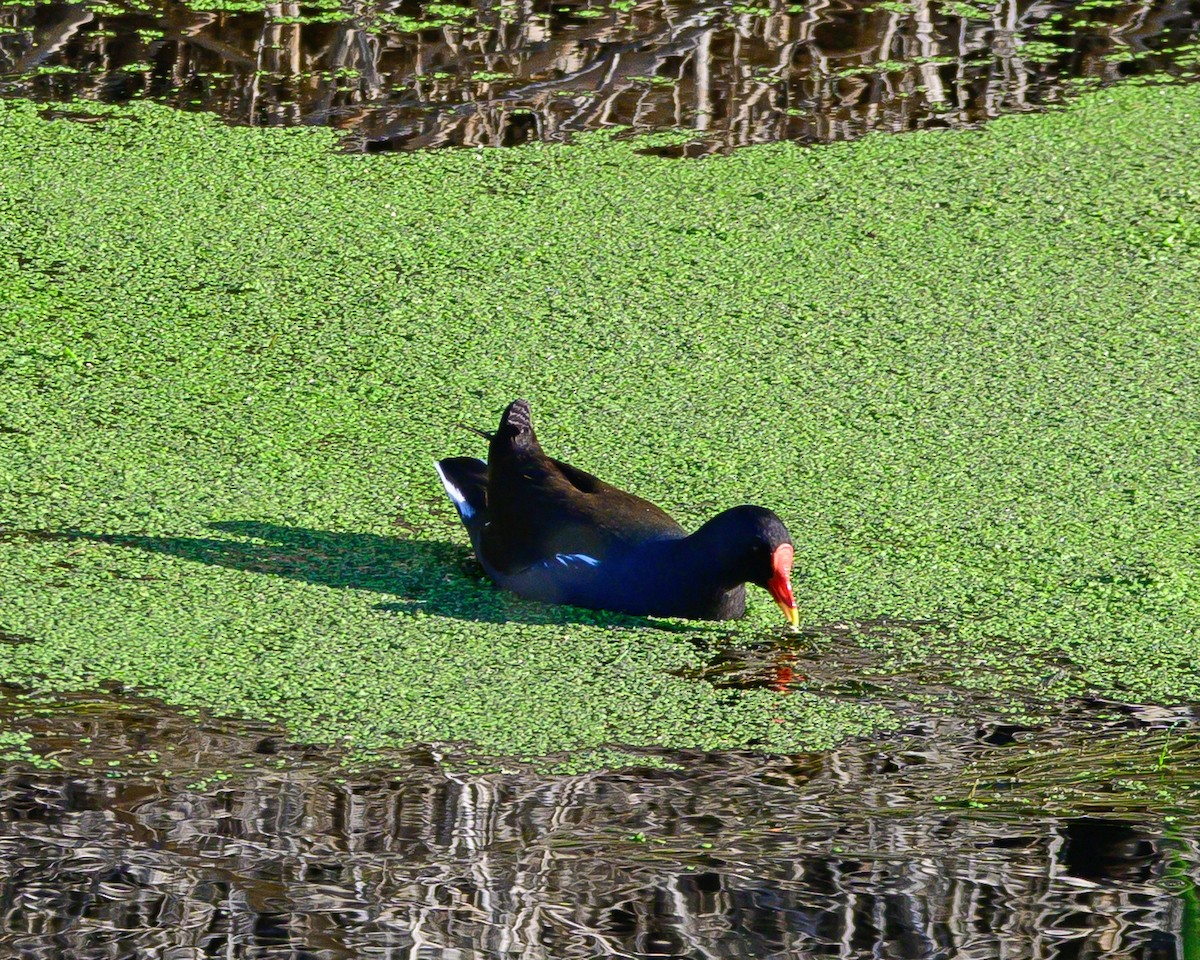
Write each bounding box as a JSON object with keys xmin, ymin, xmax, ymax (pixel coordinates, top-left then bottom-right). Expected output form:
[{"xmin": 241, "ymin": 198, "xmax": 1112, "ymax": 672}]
[{"xmin": 480, "ymin": 400, "xmax": 684, "ymax": 573}]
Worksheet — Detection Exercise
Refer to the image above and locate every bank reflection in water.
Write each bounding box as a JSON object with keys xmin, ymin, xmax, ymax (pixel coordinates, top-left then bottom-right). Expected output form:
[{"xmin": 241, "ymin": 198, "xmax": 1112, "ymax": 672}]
[
  {"xmin": 2, "ymin": 0, "xmax": 1199, "ymax": 150},
  {"xmin": 2, "ymin": 749, "xmax": 1197, "ymax": 957}
]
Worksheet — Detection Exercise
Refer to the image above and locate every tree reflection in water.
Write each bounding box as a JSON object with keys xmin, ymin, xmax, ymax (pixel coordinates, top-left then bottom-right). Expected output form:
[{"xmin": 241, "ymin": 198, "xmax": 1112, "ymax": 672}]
[
  {"xmin": 0, "ymin": 688, "xmax": 1197, "ymax": 957},
  {"xmin": 2, "ymin": 0, "xmax": 1199, "ymax": 150}
]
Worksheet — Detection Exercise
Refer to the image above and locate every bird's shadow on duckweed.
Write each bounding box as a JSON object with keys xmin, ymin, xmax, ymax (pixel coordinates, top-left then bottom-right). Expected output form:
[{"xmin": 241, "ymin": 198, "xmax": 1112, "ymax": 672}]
[{"xmin": 30, "ymin": 521, "xmax": 712, "ymax": 632}]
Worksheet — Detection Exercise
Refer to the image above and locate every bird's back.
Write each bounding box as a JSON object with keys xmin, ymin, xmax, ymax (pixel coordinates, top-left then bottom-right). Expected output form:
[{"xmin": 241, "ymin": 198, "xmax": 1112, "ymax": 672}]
[{"xmin": 481, "ymin": 399, "xmax": 684, "ymax": 573}]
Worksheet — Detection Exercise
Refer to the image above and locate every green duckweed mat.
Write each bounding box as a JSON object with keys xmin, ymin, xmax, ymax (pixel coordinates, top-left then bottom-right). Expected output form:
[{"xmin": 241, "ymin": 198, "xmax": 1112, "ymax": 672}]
[{"xmin": 2, "ymin": 83, "xmax": 1199, "ymax": 762}]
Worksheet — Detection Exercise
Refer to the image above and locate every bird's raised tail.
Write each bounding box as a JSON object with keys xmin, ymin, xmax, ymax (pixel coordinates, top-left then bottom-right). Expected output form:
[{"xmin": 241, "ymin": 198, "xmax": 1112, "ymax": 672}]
[
  {"xmin": 491, "ymin": 397, "xmax": 541, "ymax": 458},
  {"xmin": 434, "ymin": 457, "xmax": 489, "ymax": 535}
]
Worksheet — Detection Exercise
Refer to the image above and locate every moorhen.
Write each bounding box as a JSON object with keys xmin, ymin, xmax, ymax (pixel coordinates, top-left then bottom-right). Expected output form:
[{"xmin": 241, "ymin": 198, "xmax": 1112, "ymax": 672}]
[{"xmin": 435, "ymin": 399, "xmax": 799, "ymax": 626}]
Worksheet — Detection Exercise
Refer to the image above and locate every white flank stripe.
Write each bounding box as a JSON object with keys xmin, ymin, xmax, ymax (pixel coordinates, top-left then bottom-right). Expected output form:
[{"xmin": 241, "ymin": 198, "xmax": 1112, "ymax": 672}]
[{"xmin": 554, "ymin": 553, "xmax": 601, "ymax": 568}]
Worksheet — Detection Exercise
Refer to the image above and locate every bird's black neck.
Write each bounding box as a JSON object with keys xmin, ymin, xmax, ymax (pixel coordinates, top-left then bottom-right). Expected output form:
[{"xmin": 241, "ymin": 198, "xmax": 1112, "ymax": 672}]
[{"xmin": 635, "ymin": 517, "xmax": 756, "ymax": 620}]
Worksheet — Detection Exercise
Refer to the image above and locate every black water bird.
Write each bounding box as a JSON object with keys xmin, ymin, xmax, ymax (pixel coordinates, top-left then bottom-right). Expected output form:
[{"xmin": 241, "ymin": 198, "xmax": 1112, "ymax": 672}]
[{"xmin": 435, "ymin": 400, "xmax": 798, "ymax": 625}]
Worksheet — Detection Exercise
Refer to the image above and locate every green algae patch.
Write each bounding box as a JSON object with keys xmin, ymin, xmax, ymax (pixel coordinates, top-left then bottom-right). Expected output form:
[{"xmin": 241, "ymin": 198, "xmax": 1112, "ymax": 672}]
[{"xmin": 2, "ymin": 83, "xmax": 1200, "ymax": 761}]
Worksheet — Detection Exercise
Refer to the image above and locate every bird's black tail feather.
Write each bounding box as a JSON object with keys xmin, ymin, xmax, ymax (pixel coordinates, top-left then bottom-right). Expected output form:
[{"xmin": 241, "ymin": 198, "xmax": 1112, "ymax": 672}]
[
  {"xmin": 492, "ymin": 398, "xmax": 540, "ymax": 456},
  {"xmin": 500, "ymin": 398, "xmax": 533, "ymax": 433},
  {"xmin": 434, "ymin": 457, "xmax": 488, "ymax": 533}
]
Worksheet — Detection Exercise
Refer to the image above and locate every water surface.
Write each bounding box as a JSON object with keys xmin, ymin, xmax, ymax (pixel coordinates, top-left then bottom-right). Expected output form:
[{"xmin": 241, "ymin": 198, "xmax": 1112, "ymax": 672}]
[
  {"xmin": 3, "ymin": 684, "xmax": 1199, "ymax": 957},
  {"xmin": 2, "ymin": 0, "xmax": 1199, "ymax": 149}
]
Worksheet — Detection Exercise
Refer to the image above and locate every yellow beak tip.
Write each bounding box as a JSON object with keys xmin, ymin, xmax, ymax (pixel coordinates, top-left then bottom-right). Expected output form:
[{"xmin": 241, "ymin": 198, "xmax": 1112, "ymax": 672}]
[{"xmin": 775, "ymin": 601, "xmax": 800, "ymax": 630}]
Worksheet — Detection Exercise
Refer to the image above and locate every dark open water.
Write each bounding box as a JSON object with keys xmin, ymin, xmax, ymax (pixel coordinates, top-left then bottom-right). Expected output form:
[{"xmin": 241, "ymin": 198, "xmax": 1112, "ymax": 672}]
[
  {"xmin": 2, "ymin": 0, "xmax": 1199, "ymax": 150},
  {"xmin": 2, "ymin": 683, "xmax": 1199, "ymax": 957}
]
